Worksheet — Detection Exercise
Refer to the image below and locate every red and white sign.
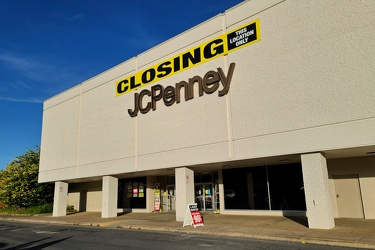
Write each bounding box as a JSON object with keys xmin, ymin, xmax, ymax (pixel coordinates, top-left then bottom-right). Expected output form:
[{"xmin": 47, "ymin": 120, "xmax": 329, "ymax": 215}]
[
  {"xmin": 183, "ymin": 203, "xmax": 204, "ymax": 228},
  {"xmin": 154, "ymin": 187, "xmax": 161, "ymax": 211}
]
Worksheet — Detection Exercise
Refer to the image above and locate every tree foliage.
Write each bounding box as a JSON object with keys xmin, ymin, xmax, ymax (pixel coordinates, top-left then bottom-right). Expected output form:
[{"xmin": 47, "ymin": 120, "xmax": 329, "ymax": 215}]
[{"xmin": 0, "ymin": 147, "xmax": 53, "ymax": 207}]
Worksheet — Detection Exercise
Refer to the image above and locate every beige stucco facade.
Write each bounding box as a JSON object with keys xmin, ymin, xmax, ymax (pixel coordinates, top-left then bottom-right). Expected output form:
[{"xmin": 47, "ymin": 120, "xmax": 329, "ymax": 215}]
[{"xmin": 39, "ymin": 0, "xmax": 375, "ymax": 229}]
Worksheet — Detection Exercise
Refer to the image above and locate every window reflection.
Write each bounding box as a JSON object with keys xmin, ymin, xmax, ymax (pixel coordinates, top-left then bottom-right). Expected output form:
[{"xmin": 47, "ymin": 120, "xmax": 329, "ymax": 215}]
[{"xmin": 223, "ymin": 163, "xmax": 306, "ymax": 211}]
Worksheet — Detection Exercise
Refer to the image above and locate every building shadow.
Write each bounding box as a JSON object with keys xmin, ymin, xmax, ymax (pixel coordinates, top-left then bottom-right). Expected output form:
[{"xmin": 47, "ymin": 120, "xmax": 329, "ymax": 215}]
[
  {"xmin": 283, "ymin": 215, "xmax": 309, "ymax": 227},
  {"xmin": 79, "ymin": 190, "xmax": 87, "ymax": 212},
  {"xmin": 4, "ymin": 237, "xmax": 50, "ymax": 249},
  {"xmin": 117, "ymin": 210, "xmax": 136, "ymax": 216},
  {"xmin": 5, "ymin": 236, "xmax": 72, "ymax": 250}
]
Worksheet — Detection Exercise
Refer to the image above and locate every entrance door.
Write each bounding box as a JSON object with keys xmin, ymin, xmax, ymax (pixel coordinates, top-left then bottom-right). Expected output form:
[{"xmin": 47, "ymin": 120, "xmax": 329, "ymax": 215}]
[
  {"xmin": 166, "ymin": 185, "xmax": 175, "ymax": 211},
  {"xmin": 333, "ymin": 174, "xmax": 364, "ymax": 218},
  {"xmin": 195, "ymin": 183, "xmax": 213, "ymax": 211}
]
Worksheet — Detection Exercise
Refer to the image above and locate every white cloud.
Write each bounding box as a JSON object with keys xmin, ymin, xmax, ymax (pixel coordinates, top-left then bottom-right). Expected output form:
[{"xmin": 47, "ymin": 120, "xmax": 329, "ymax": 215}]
[
  {"xmin": 0, "ymin": 53, "xmax": 45, "ymax": 81},
  {"xmin": 0, "ymin": 52, "xmax": 74, "ymax": 85},
  {"xmin": 54, "ymin": 13, "xmax": 85, "ymax": 21},
  {"xmin": 0, "ymin": 96, "xmax": 43, "ymax": 104},
  {"xmin": 67, "ymin": 14, "xmax": 84, "ymax": 21},
  {"xmin": 0, "ymin": 52, "xmax": 86, "ymax": 102},
  {"xmin": 0, "ymin": 54, "xmax": 40, "ymax": 69}
]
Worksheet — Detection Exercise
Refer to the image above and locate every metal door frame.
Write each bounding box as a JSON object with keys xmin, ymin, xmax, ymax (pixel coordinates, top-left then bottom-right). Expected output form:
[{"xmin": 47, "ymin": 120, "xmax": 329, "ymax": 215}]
[
  {"xmin": 165, "ymin": 185, "xmax": 175, "ymax": 212},
  {"xmin": 195, "ymin": 182, "xmax": 214, "ymax": 211}
]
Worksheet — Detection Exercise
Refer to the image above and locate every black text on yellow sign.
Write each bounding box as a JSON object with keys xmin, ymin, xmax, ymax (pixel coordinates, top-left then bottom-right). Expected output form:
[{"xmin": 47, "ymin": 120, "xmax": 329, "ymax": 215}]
[{"xmin": 116, "ymin": 19, "xmax": 260, "ymax": 97}]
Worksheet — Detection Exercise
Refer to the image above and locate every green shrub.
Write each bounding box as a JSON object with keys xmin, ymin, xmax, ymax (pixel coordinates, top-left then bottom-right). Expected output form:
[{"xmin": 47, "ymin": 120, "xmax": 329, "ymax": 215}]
[
  {"xmin": 0, "ymin": 205, "xmax": 22, "ymax": 214},
  {"xmin": 0, "ymin": 203, "xmax": 53, "ymax": 215},
  {"xmin": 25, "ymin": 203, "xmax": 53, "ymax": 214},
  {"xmin": 66, "ymin": 205, "xmax": 76, "ymax": 213},
  {"xmin": 0, "ymin": 147, "xmax": 54, "ymax": 208}
]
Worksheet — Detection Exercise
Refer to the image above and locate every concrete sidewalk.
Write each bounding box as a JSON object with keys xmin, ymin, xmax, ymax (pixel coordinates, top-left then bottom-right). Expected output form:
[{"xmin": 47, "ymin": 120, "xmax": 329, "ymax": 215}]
[{"xmin": 1, "ymin": 212, "xmax": 375, "ymax": 249}]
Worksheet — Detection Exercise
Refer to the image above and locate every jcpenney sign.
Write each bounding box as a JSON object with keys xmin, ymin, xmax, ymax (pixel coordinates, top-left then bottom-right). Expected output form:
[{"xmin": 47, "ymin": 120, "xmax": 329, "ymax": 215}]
[
  {"xmin": 128, "ymin": 63, "xmax": 235, "ymax": 117},
  {"xmin": 116, "ymin": 19, "xmax": 261, "ymax": 117}
]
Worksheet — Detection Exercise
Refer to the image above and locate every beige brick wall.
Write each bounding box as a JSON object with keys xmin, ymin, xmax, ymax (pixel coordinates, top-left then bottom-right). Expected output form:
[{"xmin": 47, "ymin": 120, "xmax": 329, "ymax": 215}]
[
  {"xmin": 39, "ymin": 0, "xmax": 375, "ymax": 184},
  {"xmin": 67, "ymin": 181, "xmax": 102, "ymax": 212}
]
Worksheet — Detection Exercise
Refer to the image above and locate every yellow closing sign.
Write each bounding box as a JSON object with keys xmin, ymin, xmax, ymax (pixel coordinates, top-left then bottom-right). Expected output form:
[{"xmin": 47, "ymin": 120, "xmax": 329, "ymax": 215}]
[{"xmin": 116, "ymin": 19, "xmax": 260, "ymax": 97}]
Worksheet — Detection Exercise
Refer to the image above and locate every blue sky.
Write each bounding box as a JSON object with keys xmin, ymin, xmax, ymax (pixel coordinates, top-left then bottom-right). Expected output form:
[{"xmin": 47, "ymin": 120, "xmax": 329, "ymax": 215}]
[{"xmin": 0, "ymin": 0, "xmax": 243, "ymax": 169}]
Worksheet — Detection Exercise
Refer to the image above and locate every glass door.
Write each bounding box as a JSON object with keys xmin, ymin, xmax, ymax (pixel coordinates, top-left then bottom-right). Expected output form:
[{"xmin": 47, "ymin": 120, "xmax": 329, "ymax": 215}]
[
  {"xmin": 166, "ymin": 185, "xmax": 175, "ymax": 211},
  {"xmin": 195, "ymin": 183, "xmax": 213, "ymax": 211}
]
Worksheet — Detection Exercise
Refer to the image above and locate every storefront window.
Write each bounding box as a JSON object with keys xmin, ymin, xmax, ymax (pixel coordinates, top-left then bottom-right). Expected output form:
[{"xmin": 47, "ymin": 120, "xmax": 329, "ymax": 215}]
[
  {"xmin": 268, "ymin": 164, "xmax": 306, "ymax": 210},
  {"xmin": 223, "ymin": 163, "xmax": 306, "ymax": 211},
  {"xmin": 118, "ymin": 177, "xmax": 146, "ymax": 209},
  {"xmin": 194, "ymin": 173, "xmax": 213, "ymax": 183},
  {"xmin": 166, "ymin": 176, "xmax": 175, "ymax": 185},
  {"xmin": 223, "ymin": 167, "xmax": 269, "ymax": 209}
]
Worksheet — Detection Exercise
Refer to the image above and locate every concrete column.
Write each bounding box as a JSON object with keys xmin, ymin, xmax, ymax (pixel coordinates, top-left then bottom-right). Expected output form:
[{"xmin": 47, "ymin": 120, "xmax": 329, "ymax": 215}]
[
  {"xmin": 53, "ymin": 181, "xmax": 68, "ymax": 217},
  {"xmin": 146, "ymin": 176, "xmax": 157, "ymax": 212},
  {"xmin": 175, "ymin": 167, "xmax": 194, "ymax": 221},
  {"xmin": 301, "ymin": 153, "xmax": 335, "ymax": 229},
  {"xmin": 218, "ymin": 169, "xmax": 225, "ymax": 212},
  {"xmin": 101, "ymin": 176, "xmax": 118, "ymax": 218}
]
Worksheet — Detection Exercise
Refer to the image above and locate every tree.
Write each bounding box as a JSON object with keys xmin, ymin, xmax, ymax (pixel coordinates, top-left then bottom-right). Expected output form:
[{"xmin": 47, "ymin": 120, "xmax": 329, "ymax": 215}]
[{"xmin": 0, "ymin": 147, "xmax": 53, "ymax": 207}]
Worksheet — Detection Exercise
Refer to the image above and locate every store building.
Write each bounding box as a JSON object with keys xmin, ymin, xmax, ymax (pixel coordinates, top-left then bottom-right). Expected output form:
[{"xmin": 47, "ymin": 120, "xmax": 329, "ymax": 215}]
[{"xmin": 39, "ymin": 0, "xmax": 375, "ymax": 229}]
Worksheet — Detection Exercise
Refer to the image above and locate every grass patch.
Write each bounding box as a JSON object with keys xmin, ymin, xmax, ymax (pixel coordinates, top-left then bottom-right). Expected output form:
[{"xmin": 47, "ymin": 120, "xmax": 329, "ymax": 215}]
[
  {"xmin": 0, "ymin": 204, "xmax": 53, "ymax": 215},
  {"xmin": 25, "ymin": 204, "xmax": 53, "ymax": 214}
]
